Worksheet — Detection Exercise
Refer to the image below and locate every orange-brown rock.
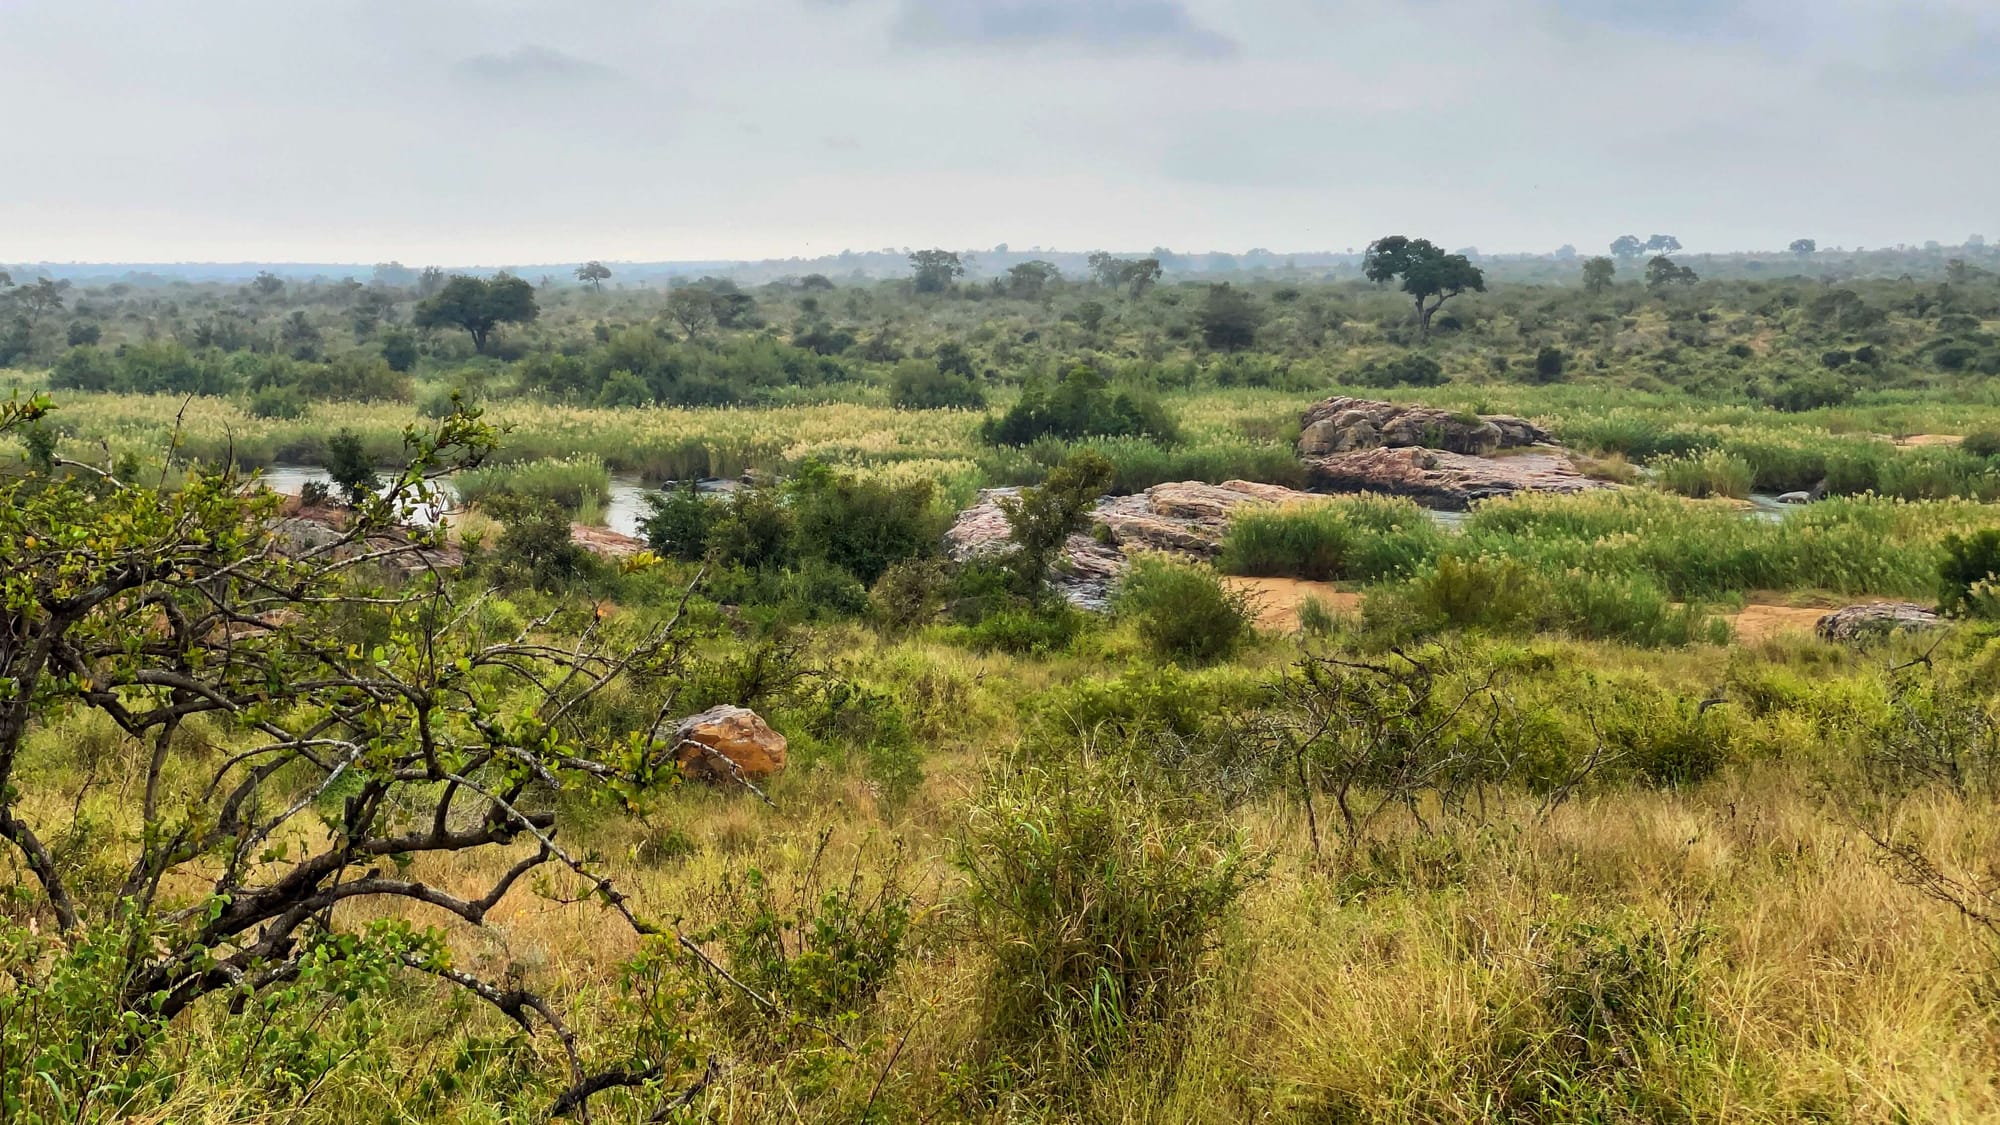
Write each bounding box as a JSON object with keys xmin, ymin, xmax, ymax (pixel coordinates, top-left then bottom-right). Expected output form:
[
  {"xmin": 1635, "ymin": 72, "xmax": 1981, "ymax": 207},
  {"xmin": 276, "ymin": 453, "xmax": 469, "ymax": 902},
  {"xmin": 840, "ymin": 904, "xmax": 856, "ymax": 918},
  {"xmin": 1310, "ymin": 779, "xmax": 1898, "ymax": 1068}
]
[{"xmin": 673, "ymin": 705, "xmax": 788, "ymax": 784}]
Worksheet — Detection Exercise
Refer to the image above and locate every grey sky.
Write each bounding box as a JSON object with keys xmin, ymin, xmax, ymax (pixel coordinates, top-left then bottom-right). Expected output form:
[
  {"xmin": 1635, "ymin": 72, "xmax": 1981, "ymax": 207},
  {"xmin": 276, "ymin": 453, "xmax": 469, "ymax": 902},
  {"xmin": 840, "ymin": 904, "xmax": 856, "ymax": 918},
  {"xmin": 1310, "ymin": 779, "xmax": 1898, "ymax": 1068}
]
[{"xmin": 3, "ymin": 0, "xmax": 1994, "ymax": 264}]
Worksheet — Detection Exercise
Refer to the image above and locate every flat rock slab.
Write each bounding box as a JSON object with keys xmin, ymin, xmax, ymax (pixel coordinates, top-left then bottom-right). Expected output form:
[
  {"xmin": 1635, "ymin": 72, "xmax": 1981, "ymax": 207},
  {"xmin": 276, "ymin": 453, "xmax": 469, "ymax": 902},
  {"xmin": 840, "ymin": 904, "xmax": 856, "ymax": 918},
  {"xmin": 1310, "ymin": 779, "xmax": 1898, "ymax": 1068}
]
[
  {"xmin": 1301, "ymin": 446, "xmax": 1610, "ymax": 510},
  {"xmin": 946, "ymin": 479, "xmax": 1318, "ymax": 609}
]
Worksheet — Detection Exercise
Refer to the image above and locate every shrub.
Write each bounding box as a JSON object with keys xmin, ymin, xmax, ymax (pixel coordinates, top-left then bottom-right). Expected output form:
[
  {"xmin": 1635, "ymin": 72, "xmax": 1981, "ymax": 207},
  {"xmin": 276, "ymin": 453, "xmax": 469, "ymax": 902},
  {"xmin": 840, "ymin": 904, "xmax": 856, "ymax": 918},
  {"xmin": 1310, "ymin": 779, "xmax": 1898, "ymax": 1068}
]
[
  {"xmin": 890, "ymin": 359, "xmax": 985, "ymax": 410},
  {"xmin": 455, "ymin": 456, "xmax": 611, "ymax": 516},
  {"xmin": 956, "ymin": 763, "xmax": 1262, "ymax": 1077},
  {"xmin": 1219, "ymin": 497, "xmax": 1446, "ymax": 581},
  {"xmin": 981, "ymin": 365, "xmax": 1179, "ymax": 446},
  {"xmin": 640, "ymin": 482, "xmax": 720, "ymax": 561},
  {"xmin": 1962, "ymin": 431, "xmax": 2000, "ymax": 460},
  {"xmin": 1940, "ymin": 529, "xmax": 2000, "ymax": 615},
  {"xmin": 485, "ymin": 495, "xmax": 597, "ymax": 591},
  {"xmin": 869, "ymin": 558, "xmax": 952, "ymax": 631},
  {"xmin": 1355, "ymin": 353, "xmax": 1445, "ymax": 388},
  {"xmin": 786, "ymin": 460, "xmax": 947, "ymax": 585},
  {"xmin": 1653, "ymin": 449, "xmax": 1753, "ymax": 500},
  {"xmin": 963, "ymin": 602, "xmax": 1093, "ymax": 656},
  {"xmin": 996, "ymin": 450, "xmax": 1116, "ymax": 596},
  {"xmin": 324, "ymin": 429, "xmax": 377, "ymax": 505},
  {"xmin": 1116, "ymin": 555, "xmax": 1253, "ymax": 664}
]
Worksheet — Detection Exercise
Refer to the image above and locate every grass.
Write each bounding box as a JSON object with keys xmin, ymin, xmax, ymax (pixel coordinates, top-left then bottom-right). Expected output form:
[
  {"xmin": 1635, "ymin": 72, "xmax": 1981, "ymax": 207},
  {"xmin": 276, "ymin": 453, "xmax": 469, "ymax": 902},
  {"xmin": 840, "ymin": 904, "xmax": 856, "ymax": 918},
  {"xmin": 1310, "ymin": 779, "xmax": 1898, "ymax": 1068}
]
[
  {"xmin": 12, "ymin": 626, "xmax": 1999, "ymax": 1121},
  {"xmin": 453, "ymin": 454, "xmax": 612, "ymax": 516}
]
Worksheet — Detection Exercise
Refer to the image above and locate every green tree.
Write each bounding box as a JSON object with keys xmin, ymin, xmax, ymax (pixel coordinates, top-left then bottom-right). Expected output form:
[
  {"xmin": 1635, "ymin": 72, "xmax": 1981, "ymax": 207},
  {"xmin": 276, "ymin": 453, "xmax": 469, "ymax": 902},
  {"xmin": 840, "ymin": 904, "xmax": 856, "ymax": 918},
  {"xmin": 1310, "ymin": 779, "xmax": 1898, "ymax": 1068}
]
[
  {"xmin": 908, "ymin": 249, "xmax": 964, "ymax": 294},
  {"xmin": 1790, "ymin": 238, "xmax": 1817, "ymax": 256},
  {"xmin": 1582, "ymin": 256, "xmax": 1617, "ymax": 294},
  {"xmin": 1363, "ymin": 235, "xmax": 1486, "ymax": 340},
  {"xmin": 575, "ymin": 260, "xmax": 612, "ymax": 291},
  {"xmin": 324, "ymin": 428, "xmax": 377, "ymax": 504},
  {"xmin": 413, "ymin": 274, "xmax": 538, "ymax": 353},
  {"xmin": 1610, "ymin": 234, "xmax": 1645, "ymax": 260},
  {"xmin": 1644, "ymin": 234, "xmax": 1683, "ymax": 255},
  {"xmin": 665, "ymin": 286, "xmax": 716, "ymax": 339},
  {"xmin": 1007, "ymin": 260, "xmax": 1060, "ymax": 298},
  {"xmin": 1196, "ymin": 283, "xmax": 1263, "ymax": 351},
  {"xmin": 1645, "ymin": 255, "xmax": 1699, "ymax": 291},
  {"xmin": 998, "ymin": 450, "xmax": 1116, "ymax": 596},
  {"xmin": 380, "ymin": 327, "xmax": 419, "ymax": 372}
]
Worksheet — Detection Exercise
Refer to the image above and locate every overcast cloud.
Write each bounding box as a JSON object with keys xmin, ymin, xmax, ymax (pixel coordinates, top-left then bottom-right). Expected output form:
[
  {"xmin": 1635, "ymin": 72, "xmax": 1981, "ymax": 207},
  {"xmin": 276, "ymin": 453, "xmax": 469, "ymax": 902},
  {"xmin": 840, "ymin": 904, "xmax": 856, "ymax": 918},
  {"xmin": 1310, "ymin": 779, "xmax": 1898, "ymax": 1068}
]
[{"xmin": 1, "ymin": 0, "xmax": 1993, "ymax": 263}]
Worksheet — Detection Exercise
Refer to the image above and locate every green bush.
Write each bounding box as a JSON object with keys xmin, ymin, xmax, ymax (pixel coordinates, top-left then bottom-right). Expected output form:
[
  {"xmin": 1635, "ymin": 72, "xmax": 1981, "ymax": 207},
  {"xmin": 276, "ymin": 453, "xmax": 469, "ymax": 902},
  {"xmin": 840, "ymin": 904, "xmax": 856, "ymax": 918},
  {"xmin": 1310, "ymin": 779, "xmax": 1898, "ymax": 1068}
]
[
  {"xmin": 981, "ymin": 365, "xmax": 1179, "ymax": 447},
  {"xmin": 890, "ymin": 359, "xmax": 986, "ymax": 410},
  {"xmin": 1939, "ymin": 528, "xmax": 2000, "ymax": 616},
  {"xmin": 956, "ymin": 763, "xmax": 1262, "ymax": 1078},
  {"xmin": 1653, "ymin": 449, "xmax": 1753, "ymax": 499},
  {"xmin": 1219, "ymin": 496, "xmax": 1446, "ymax": 581},
  {"xmin": 1116, "ymin": 555, "xmax": 1253, "ymax": 664},
  {"xmin": 455, "ymin": 455, "xmax": 611, "ymax": 516}
]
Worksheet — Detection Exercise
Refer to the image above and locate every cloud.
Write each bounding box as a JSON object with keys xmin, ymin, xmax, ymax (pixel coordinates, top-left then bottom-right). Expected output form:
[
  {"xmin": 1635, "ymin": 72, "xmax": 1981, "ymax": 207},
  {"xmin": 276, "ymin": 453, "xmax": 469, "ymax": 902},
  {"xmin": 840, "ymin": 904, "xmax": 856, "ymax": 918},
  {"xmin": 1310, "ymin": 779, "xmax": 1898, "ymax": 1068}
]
[
  {"xmin": 454, "ymin": 45, "xmax": 618, "ymax": 85},
  {"xmin": 893, "ymin": 0, "xmax": 1238, "ymax": 59}
]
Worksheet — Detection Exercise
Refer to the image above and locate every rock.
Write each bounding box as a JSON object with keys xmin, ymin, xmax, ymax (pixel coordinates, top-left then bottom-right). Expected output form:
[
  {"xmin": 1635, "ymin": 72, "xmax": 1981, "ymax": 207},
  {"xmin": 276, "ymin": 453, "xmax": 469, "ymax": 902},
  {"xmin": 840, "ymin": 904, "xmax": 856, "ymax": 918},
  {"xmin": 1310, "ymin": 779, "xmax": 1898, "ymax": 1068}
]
[
  {"xmin": 673, "ymin": 705, "xmax": 788, "ymax": 784},
  {"xmin": 946, "ymin": 479, "xmax": 1319, "ymax": 610},
  {"xmin": 1297, "ymin": 397, "xmax": 1553, "ymax": 459},
  {"xmin": 1300, "ymin": 446, "xmax": 1610, "ymax": 510},
  {"xmin": 1776, "ymin": 490, "xmax": 1812, "ymax": 505},
  {"xmin": 570, "ymin": 523, "xmax": 646, "ymax": 558},
  {"xmin": 266, "ymin": 512, "xmax": 463, "ymax": 573},
  {"xmin": 1815, "ymin": 602, "xmax": 1945, "ymax": 644}
]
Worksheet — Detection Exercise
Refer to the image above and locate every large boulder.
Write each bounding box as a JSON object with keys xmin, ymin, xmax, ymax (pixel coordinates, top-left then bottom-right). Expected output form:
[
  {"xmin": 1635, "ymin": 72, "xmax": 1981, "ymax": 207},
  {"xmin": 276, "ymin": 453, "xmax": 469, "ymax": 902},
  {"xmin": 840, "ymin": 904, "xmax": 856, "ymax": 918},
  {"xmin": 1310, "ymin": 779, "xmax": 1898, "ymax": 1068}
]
[
  {"xmin": 674, "ymin": 705, "xmax": 788, "ymax": 784},
  {"xmin": 1301, "ymin": 446, "xmax": 1609, "ymax": 510},
  {"xmin": 945, "ymin": 479, "xmax": 1318, "ymax": 610},
  {"xmin": 1297, "ymin": 397, "xmax": 1553, "ymax": 459},
  {"xmin": 1815, "ymin": 602, "xmax": 1945, "ymax": 644}
]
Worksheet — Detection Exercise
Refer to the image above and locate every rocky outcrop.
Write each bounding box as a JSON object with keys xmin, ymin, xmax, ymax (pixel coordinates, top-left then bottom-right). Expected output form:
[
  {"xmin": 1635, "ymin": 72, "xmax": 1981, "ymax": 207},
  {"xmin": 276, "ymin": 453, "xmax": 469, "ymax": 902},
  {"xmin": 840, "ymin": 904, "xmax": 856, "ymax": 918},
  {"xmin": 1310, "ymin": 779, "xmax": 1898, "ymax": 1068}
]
[
  {"xmin": 674, "ymin": 705, "xmax": 788, "ymax": 785},
  {"xmin": 1293, "ymin": 397, "xmax": 1599, "ymax": 510},
  {"xmin": 1300, "ymin": 446, "xmax": 1609, "ymax": 510},
  {"xmin": 571, "ymin": 524, "xmax": 646, "ymax": 558},
  {"xmin": 1815, "ymin": 602, "xmax": 1945, "ymax": 643},
  {"xmin": 946, "ymin": 479, "xmax": 1318, "ymax": 609},
  {"xmin": 1298, "ymin": 397, "xmax": 1552, "ymax": 459},
  {"xmin": 268, "ymin": 510, "xmax": 464, "ymax": 574}
]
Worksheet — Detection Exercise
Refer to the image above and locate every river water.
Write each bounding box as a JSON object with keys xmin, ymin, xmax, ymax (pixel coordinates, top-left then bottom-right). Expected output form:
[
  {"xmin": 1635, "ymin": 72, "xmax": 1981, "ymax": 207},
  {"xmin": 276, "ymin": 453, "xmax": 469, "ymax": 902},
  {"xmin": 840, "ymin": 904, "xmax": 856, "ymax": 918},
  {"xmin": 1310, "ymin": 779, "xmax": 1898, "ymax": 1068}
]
[{"xmin": 252, "ymin": 464, "xmax": 1802, "ymax": 541}]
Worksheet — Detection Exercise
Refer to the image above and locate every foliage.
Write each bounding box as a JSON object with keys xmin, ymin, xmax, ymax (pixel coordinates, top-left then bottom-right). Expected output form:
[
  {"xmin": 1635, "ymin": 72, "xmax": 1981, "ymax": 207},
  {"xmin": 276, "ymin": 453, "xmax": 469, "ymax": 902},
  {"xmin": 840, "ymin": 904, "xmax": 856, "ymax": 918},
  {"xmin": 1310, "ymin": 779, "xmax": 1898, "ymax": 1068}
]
[
  {"xmin": 1363, "ymin": 235, "xmax": 1486, "ymax": 338},
  {"xmin": 980, "ymin": 364, "xmax": 1178, "ymax": 446},
  {"xmin": 1220, "ymin": 496, "xmax": 1446, "ymax": 581},
  {"xmin": 955, "ymin": 762, "xmax": 1262, "ymax": 1080},
  {"xmin": 413, "ymin": 273, "xmax": 538, "ymax": 353},
  {"xmin": 996, "ymin": 450, "xmax": 1116, "ymax": 596},
  {"xmin": 1116, "ymin": 555, "xmax": 1253, "ymax": 664}
]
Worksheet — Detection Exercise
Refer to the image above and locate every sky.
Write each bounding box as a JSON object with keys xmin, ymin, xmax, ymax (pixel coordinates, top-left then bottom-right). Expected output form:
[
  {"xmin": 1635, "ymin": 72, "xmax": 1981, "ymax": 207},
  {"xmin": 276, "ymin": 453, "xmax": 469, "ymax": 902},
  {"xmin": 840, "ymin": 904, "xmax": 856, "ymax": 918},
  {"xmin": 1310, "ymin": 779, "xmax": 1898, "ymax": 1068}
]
[{"xmin": 3, "ymin": 0, "xmax": 1996, "ymax": 265}]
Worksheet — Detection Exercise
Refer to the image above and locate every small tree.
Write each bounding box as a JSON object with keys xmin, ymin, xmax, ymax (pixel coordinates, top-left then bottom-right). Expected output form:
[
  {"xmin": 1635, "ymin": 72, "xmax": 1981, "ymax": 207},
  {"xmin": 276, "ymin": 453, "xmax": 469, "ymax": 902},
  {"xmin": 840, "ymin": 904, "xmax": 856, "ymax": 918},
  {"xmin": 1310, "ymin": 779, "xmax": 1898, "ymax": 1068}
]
[
  {"xmin": 908, "ymin": 249, "xmax": 964, "ymax": 294},
  {"xmin": 324, "ymin": 428, "xmax": 377, "ymax": 504},
  {"xmin": 1363, "ymin": 235, "xmax": 1486, "ymax": 340},
  {"xmin": 575, "ymin": 260, "xmax": 612, "ymax": 291},
  {"xmin": 1789, "ymin": 238, "xmax": 1817, "ymax": 256},
  {"xmin": 998, "ymin": 451, "xmax": 1116, "ymax": 597},
  {"xmin": 1610, "ymin": 235, "xmax": 1646, "ymax": 260},
  {"xmin": 1582, "ymin": 256, "xmax": 1617, "ymax": 295},
  {"xmin": 1644, "ymin": 234, "xmax": 1683, "ymax": 255},
  {"xmin": 413, "ymin": 274, "xmax": 539, "ymax": 353}
]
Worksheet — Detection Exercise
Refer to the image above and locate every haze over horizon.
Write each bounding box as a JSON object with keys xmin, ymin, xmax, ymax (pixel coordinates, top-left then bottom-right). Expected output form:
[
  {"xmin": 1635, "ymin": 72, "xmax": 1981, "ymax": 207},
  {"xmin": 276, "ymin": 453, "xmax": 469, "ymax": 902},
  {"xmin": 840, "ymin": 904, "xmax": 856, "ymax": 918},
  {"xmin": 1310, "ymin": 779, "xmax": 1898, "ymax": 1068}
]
[{"xmin": 5, "ymin": 0, "xmax": 1996, "ymax": 264}]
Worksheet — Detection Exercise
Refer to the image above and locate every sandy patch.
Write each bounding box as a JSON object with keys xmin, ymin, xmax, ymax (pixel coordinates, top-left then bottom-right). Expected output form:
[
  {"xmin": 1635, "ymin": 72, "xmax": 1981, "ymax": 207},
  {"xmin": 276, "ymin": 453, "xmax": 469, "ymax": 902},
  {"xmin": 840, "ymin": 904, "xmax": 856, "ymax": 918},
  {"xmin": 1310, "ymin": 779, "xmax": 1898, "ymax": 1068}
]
[
  {"xmin": 1894, "ymin": 434, "xmax": 1963, "ymax": 448},
  {"xmin": 1727, "ymin": 604, "xmax": 1830, "ymax": 643},
  {"xmin": 1222, "ymin": 577, "xmax": 1363, "ymax": 632}
]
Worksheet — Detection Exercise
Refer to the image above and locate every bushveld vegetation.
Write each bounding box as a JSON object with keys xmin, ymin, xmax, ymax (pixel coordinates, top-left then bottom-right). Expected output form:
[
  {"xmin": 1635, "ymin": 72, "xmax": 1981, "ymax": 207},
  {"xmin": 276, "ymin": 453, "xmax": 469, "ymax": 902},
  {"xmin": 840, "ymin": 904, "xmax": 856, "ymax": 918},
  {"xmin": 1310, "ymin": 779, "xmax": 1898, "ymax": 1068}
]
[{"xmin": 5, "ymin": 246, "xmax": 2000, "ymax": 1122}]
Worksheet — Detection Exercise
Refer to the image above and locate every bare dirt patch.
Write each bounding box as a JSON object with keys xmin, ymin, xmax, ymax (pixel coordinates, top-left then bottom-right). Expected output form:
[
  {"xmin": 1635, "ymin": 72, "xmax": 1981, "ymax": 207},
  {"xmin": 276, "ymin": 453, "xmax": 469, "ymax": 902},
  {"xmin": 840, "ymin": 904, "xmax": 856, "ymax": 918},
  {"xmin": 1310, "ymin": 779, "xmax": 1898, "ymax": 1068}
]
[
  {"xmin": 1727, "ymin": 604, "xmax": 1831, "ymax": 643},
  {"xmin": 1222, "ymin": 577, "xmax": 1363, "ymax": 632},
  {"xmin": 1894, "ymin": 434, "xmax": 1962, "ymax": 448}
]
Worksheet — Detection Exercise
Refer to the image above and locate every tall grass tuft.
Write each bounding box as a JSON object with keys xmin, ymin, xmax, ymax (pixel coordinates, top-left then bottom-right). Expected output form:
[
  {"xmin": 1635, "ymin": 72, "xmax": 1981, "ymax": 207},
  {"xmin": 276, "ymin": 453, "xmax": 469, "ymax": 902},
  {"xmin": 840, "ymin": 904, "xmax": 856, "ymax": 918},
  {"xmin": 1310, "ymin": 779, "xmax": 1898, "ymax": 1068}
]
[
  {"xmin": 1219, "ymin": 496, "xmax": 1447, "ymax": 581},
  {"xmin": 454, "ymin": 455, "xmax": 611, "ymax": 518}
]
